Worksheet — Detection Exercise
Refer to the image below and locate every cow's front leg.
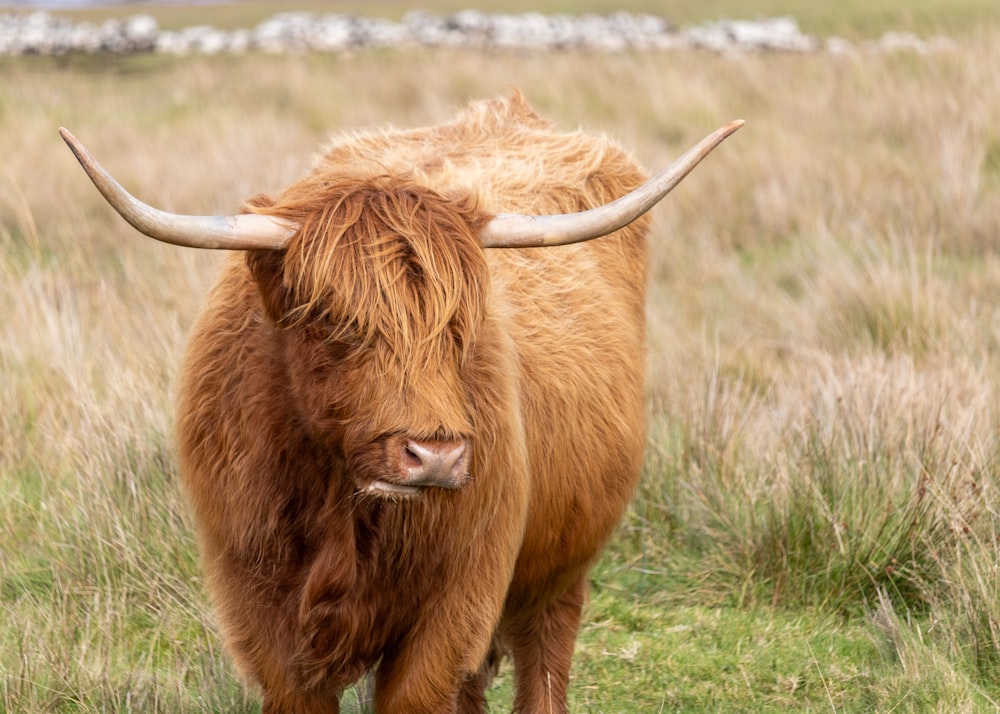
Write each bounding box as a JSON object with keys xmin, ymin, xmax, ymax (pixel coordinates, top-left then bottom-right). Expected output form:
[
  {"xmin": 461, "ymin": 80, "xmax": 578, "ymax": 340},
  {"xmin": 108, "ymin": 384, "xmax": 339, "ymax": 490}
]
[
  {"xmin": 261, "ymin": 688, "xmax": 340, "ymax": 714},
  {"xmin": 505, "ymin": 574, "xmax": 587, "ymax": 714},
  {"xmin": 456, "ymin": 641, "xmax": 504, "ymax": 714},
  {"xmin": 371, "ymin": 560, "xmax": 510, "ymax": 714},
  {"xmin": 372, "ymin": 616, "xmax": 494, "ymax": 714}
]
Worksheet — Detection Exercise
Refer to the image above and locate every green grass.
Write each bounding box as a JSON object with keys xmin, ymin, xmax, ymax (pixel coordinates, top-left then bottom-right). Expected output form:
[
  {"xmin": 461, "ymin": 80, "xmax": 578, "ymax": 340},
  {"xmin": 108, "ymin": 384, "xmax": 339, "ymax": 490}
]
[
  {"xmin": 1, "ymin": 441, "xmax": 256, "ymax": 712},
  {"xmin": 576, "ymin": 596, "xmax": 883, "ymax": 712}
]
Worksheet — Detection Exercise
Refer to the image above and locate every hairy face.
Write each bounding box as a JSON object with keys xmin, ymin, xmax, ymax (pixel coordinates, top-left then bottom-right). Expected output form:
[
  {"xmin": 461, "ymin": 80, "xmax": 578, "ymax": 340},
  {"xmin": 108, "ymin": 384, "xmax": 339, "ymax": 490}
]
[{"xmin": 246, "ymin": 177, "xmax": 490, "ymax": 496}]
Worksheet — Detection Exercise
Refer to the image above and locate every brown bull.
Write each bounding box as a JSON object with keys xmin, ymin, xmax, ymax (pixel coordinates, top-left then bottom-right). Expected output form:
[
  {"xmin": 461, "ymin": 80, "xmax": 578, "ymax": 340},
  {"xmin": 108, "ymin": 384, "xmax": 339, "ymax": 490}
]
[{"xmin": 61, "ymin": 93, "xmax": 741, "ymax": 713}]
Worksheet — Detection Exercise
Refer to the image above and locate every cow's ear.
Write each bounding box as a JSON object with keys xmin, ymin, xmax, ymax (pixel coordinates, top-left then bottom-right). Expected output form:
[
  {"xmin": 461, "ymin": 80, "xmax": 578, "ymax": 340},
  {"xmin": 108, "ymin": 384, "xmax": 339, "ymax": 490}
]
[
  {"xmin": 246, "ymin": 249, "xmax": 292, "ymax": 325},
  {"xmin": 243, "ymin": 194, "xmax": 293, "ymax": 324}
]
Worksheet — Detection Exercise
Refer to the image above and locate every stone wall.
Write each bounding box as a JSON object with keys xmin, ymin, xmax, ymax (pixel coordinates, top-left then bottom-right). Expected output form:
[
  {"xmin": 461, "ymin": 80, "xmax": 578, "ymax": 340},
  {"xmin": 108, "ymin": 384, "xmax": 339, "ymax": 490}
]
[{"xmin": 0, "ymin": 10, "xmax": 954, "ymax": 57}]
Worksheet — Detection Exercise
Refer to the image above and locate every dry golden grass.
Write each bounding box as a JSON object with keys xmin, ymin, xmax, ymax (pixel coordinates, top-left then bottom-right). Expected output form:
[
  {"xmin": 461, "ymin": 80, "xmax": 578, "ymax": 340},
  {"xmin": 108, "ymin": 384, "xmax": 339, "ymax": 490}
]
[{"xmin": 1, "ymin": 34, "xmax": 999, "ymax": 712}]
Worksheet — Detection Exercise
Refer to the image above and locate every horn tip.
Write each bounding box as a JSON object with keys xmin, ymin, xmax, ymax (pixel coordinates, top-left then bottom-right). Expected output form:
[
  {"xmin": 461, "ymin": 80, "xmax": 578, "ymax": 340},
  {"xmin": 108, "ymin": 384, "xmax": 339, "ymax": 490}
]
[
  {"xmin": 59, "ymin": 127, "xmax": 86, "ymax": 160},
  {"xmin": 723, "ymin": 119, "xmax": 746, "ymax": 136}
]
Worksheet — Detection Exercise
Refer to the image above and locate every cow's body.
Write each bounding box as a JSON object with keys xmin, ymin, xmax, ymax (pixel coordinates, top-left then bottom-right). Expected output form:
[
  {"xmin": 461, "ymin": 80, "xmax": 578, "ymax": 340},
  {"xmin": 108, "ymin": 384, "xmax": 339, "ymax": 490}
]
[{"xmin": 177, "ymin": 93, "xmax": 648, "ymax": 713}]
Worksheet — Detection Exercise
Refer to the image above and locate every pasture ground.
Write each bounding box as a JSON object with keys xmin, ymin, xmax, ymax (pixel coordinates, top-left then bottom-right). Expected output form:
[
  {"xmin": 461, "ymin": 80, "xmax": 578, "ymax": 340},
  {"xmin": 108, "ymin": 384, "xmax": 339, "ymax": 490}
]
[{"xmin": 2, "ymin": 3, "xmax": 1000, "ymax": 712}]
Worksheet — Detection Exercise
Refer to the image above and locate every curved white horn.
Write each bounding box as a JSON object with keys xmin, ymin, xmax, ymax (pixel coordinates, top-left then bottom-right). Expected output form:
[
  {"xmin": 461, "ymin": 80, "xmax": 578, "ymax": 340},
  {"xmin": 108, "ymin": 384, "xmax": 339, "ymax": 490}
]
[
  {"xmin": 60, "ymin": 128, "xmax": 298, "ymax": 250},
  {"xmin": 478, "ymin": 119, "xmax": 744, "ymax": 249}
]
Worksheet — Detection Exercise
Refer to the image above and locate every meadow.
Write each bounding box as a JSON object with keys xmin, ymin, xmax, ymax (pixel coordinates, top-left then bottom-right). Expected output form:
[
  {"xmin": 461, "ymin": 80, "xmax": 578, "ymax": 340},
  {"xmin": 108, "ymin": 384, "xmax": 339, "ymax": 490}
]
[{"xmin": 2, "ymin": 5, "xmax": 1000, "ymax": 713}]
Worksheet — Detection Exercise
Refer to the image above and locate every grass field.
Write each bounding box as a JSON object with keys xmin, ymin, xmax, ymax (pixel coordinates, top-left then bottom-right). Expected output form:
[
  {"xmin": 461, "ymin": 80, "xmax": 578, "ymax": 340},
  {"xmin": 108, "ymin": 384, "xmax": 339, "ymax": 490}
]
[{"xmin": 2, "ymin": 3, "xmax": 1000, "ymax": 712}]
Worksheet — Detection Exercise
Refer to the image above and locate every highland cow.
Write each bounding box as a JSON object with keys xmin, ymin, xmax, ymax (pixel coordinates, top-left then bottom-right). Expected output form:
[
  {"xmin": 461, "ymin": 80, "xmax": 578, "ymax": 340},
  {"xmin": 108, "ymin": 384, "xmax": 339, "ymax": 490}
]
[{"xmin": 61, "ymin": 93, "xmax": 741, "ymax": 714}]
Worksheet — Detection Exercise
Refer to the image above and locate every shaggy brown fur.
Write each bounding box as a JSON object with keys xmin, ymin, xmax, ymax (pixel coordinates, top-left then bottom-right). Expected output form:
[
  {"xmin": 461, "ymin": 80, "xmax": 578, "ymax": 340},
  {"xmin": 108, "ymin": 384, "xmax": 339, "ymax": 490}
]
[{"xmin": 177, "ymin": 91, "xmax": 650, "ymax": 713}]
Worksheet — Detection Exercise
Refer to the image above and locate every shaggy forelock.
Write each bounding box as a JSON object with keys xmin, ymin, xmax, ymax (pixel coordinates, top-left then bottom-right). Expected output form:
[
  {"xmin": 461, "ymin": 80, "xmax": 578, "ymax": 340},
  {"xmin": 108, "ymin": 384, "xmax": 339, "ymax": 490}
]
[{"xmin": 253, "ymin": 174, "xmax": 490, "ymax": 362}]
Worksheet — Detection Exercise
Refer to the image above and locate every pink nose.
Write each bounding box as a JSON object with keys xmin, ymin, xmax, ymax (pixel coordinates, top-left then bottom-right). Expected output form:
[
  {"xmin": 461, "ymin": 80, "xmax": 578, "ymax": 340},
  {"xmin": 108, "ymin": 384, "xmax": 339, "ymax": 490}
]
[{"xmin": 400, "ymin": 439, "xmax": 469, "ymax": 488}]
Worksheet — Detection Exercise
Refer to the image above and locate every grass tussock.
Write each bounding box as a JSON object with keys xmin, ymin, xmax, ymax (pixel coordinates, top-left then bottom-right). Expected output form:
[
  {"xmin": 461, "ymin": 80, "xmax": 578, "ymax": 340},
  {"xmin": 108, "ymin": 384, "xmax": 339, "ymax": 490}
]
[{"xmin": 2, "ymin": 21, "xmax": 1000, "ymax": 713}]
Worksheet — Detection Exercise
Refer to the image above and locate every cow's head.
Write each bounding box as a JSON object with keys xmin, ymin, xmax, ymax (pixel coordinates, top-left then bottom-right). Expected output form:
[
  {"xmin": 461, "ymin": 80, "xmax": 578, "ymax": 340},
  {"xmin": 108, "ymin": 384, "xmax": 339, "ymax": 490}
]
[
  {"xmin": 59, "ymin": 120, "xmax": 742, "ymax": 498},
  {"xmin": 245, "ymin": 176, "xmax": 488, "ymax": 497}
]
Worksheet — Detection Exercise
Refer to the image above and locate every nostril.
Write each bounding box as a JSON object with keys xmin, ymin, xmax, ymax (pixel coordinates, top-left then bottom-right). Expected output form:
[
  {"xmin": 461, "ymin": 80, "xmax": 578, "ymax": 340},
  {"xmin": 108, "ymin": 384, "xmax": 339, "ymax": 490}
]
[
  {"xmin": 401, "ymin": 439, "xmax": 469, "ymax": 485},
  {"xmin": 401, "ymin": 444, "xmax": 423, "ymax": 469}
]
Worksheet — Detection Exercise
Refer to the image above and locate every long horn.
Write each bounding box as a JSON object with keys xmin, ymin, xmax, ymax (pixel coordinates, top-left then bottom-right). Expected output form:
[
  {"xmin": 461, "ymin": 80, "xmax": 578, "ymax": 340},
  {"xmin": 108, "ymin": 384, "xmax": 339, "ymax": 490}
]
[
  {"xmin": 478, "ymin": 119, "xmax": 744, "ymax": 248},
  {"xmin": 59, "ymin": 128, "xmax": 297, "ymax": 250}
]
